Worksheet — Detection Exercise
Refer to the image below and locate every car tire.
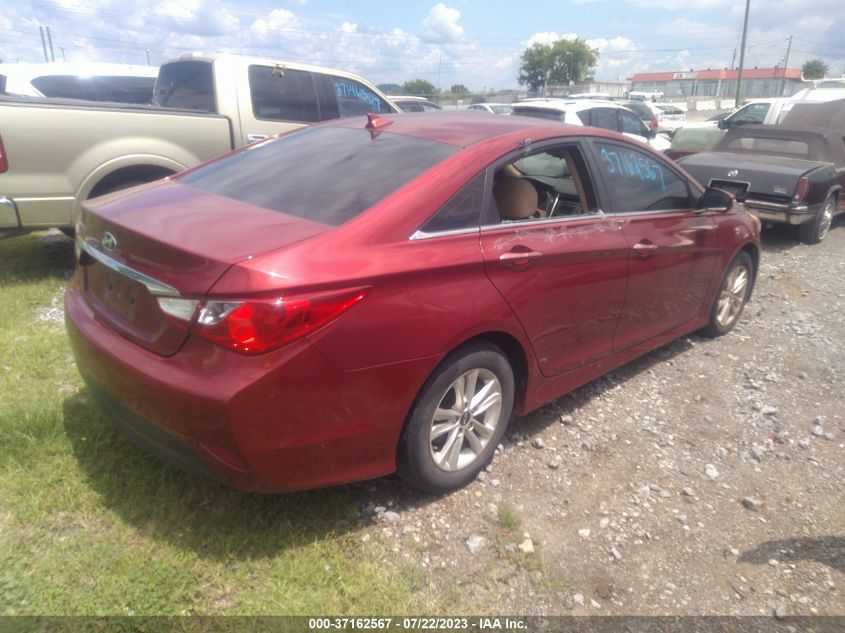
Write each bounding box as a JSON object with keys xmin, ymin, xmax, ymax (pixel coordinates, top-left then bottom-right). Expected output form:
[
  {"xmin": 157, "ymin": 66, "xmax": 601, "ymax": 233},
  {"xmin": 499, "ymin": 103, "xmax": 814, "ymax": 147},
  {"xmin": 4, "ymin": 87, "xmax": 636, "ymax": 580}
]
[
  {"xmin": 798, "ymin": 196, "xmax": 835, "ymax": 245},
  {"xmin": 701, "ymin": 251, "xmax": 753, "ymax": 338},
  {"xmin": 397, "ymin": 343, "xmax": 514, "ymax": 494}
]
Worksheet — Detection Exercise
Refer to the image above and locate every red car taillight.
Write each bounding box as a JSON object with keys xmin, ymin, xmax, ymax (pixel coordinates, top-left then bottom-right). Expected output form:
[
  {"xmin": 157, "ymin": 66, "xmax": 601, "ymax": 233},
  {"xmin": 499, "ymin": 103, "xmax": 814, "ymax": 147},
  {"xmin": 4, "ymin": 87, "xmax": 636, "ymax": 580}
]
[
  {"xmin": 792, "ymin": 177, "xmax": 809, "ymax": 204},
  {"xmin": 650, "ymin": 118, "xmax": 658, "ymax": 129},
  {"xmin": 158, "ymin": 288, "xmax": 367, "ymax": 355},
  {"xmin": 0, "ymin": 135, "xmax": 8, "ymax": 173}
]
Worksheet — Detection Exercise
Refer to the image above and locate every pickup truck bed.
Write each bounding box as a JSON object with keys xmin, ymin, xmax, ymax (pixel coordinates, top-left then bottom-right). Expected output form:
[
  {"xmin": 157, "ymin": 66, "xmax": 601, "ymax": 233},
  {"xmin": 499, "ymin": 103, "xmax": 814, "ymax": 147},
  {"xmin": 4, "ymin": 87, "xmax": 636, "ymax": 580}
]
[{"xmin": 1, "ymin": 94, "xmax": 233, "ymax": 232}]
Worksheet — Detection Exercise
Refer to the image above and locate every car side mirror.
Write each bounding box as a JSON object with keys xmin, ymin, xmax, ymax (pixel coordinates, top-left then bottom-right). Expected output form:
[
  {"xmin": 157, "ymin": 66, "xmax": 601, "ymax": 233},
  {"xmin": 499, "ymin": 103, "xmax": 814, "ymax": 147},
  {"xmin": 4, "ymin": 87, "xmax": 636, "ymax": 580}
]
[
  {"xmin": 717, "ymin": 117, "xmax": 729, "ymax": 130},
  {"xmin": 700, "ymin": 187, "xmax": 734, "ymax": 212}
]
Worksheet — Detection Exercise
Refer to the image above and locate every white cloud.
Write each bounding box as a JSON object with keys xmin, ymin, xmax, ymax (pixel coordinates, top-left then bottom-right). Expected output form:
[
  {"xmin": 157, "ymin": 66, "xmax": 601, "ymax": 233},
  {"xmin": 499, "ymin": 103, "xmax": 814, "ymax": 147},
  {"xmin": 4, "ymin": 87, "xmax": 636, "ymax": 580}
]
[
  {"xmin": 421, "ymin": 3, "xmax": 464, "ymax": 41},
  {"xmin": 250, "ymin": 9, "xmax": 301, "ymax": 37},
  {"xmin": 153, "ymin": 0, "xmax": 202, "ymax": 21}
]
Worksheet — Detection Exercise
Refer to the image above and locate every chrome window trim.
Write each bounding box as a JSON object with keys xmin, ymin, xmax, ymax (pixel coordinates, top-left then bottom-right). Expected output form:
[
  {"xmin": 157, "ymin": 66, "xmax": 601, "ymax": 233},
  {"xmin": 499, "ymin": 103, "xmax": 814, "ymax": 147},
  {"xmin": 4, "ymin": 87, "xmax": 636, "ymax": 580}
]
[
  {"xmin": 77, "ymin": 237, "xmax": 180, "ymax": 297},
  {"xmin": 480, "ymin": 210, "xmax": 606, "ymax": 232},
  {"xmin": 409, "ymin": 226, "xmax": 480, "ymax": 241}
]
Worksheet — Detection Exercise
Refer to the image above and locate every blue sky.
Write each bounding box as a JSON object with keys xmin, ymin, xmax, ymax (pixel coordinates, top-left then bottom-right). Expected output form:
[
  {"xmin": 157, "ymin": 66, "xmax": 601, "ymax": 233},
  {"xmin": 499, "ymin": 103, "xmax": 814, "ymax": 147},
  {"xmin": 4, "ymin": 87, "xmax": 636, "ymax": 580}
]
[{"xmin": 1, "ymin": 0, "xmax": 842, "ymax": 91}]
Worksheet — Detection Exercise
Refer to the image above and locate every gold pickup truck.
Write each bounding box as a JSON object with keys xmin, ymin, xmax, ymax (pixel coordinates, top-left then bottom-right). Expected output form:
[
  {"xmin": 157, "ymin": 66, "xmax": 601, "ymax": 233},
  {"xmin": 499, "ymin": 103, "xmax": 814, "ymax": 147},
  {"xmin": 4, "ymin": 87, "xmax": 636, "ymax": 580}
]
[{"xmin": 0, "ymin": 53, "xmax": 398, "ymax": 237}]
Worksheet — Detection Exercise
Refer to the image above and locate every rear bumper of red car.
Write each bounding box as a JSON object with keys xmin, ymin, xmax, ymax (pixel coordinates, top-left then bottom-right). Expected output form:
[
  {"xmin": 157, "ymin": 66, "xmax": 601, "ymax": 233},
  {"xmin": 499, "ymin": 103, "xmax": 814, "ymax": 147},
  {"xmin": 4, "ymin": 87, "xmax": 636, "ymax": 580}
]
[{"xmin": 65, "ymin": 277, "xmax": 435, "ymax": 492}]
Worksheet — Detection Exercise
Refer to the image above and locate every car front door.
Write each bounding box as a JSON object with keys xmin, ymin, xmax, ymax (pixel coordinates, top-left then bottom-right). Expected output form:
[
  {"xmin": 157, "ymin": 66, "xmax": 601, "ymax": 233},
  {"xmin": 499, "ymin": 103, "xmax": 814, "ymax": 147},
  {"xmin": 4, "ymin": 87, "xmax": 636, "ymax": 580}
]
[
  {"xmin": 589, "ymin": 139, "xmax": 720, "ymax": 350},
  {"xmin": 479, "ymin": 141, "xmax": 630, "ymax": 377}
]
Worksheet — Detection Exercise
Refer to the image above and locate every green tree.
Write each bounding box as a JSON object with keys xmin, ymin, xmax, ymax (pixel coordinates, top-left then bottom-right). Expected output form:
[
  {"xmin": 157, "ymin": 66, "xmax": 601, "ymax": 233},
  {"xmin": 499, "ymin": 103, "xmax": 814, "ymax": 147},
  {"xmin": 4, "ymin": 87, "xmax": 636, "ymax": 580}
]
[
  {"xmin": 377, "ymin": 83, "xmax": 402, "ymax": 95},
  {"xmin": 801, "ymin": 59, "xmax": 829, "ymax": 80},
  {"xmin": 518, "ymin": 39, "xmax": 599, "ymax": 92},
  {"xmin": 450, "ymin": 83, "xmax": 469, "ymax": 96},
  {"xmin": 401, "ymin": 79, "xmax": 437, "ymax": 97}
]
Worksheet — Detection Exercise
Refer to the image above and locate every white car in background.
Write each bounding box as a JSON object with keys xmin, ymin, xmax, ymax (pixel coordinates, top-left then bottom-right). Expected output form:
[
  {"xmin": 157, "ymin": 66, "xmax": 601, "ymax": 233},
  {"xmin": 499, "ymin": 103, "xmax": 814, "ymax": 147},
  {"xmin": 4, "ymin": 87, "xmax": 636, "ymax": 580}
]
[
  {"xmin": 0, "ymin": 61, "xmax": 158, "ymax": 103},
  {"xmin": 653, "ymin": 103, "xmax": 687, "ymax": 134},
  {"xmin": 390, "ymin": 95, "xmax": 442, "ymax": 112},
  {"xmin": 467, "ymin": 102, "xmax": 513, "ymax": 114},
  {"xmin": 510, "ymin": 99, "xmax": 671, "ymax": 151}
]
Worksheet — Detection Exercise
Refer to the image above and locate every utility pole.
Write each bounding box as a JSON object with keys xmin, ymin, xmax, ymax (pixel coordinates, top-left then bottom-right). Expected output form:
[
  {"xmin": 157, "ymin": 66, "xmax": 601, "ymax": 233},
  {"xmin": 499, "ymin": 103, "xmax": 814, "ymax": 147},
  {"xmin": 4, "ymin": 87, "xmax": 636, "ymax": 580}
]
[
  {"xmin": 730, "ymin": 48, "xmax": 737, "ymax": 70},
  {"xmin": 39, "ymin": 27, "xmax": 49, "ymax": 62},
  {"xmin": 46, "ymin": 26, "xmax": 55, "ymax": 61},
  {"xmin": 436, "ymin": 53, "xmax": 442, "ymax": 99},
  {"xmin": 779, "ymin": 35, "xmax": 793, "ymax": 95},
  {"xmin": 58, "ymin": 46, "xmax": 66, "ymax": 62},
  {"xmin": 734, "ymin": 0, "xmax": 751, "ymax": 107},
  {"xmin": 146, "ymin": 49, "xmax": 151, "ymax": 66}
]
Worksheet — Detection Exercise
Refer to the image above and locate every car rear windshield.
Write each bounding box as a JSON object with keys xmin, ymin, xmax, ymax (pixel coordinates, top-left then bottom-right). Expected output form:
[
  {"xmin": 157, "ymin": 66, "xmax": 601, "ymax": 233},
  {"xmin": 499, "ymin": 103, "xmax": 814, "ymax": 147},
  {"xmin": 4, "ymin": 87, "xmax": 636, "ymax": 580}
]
[
  {"xmin": 178, "ymin": 125, "xmax": 458, "ymax": 226},
  {"xmin": 657, "ymin": 105, "xmax": 683, "ymax": 115},
  {"xmin": 152, "ymin": 60, "xmax": 215, "ymax": 111},
  {"xmin": 511, "ymin": 107, "xmax": 564, "ymax": 122},
  {"xmin": 724, "ymin": 136, "xmax": 810, "ymax": 158}
]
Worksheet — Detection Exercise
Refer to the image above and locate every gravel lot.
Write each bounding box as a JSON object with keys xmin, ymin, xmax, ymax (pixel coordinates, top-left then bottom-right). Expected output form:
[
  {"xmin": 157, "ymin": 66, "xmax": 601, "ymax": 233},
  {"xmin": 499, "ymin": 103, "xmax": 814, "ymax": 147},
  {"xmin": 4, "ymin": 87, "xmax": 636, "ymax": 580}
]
[{"xmin": 349, "ymin": 219, "xmax": 845, "ymax": 616}]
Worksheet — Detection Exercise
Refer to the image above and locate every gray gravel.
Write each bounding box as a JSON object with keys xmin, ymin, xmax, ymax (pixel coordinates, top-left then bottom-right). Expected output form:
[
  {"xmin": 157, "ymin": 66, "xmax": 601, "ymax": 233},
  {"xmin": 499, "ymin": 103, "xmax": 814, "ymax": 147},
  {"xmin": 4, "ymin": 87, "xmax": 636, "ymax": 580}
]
[{"xmin": 352, "ymin": 222, "xmax": 845, "ymax": 615}]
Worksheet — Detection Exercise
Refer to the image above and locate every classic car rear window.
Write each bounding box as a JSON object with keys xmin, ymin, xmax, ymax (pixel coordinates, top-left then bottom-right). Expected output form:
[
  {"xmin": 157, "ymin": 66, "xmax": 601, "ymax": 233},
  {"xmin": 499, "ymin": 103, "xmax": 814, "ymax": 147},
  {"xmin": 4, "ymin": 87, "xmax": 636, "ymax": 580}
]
[
  {"xmin": 724, "ymin": 137, "xmax": 810, "ymax": 158},
  {"xmin": 178, "ymin": 126, "xmax": 457, "ymax": 226}
]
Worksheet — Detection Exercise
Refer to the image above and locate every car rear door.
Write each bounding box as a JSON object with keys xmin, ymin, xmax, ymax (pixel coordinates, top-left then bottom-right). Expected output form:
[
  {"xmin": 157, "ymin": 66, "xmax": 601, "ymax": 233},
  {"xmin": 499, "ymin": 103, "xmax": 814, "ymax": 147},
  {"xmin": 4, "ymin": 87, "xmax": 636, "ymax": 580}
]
[
  {"xmin": 479, "ymin": 140, "xmax": 630, "ymax": 377},
  {"xmin": 587, "ymin": 139, "xmax": 720, "ymax": 349}
]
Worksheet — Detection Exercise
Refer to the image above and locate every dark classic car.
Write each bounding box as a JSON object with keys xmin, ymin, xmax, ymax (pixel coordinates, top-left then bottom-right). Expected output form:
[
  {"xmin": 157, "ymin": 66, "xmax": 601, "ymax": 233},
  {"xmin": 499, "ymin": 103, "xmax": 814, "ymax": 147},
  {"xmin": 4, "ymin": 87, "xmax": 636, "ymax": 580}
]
[{"xmin": 678, "ymin": 125, "xmax": 845, "ymax": 243}]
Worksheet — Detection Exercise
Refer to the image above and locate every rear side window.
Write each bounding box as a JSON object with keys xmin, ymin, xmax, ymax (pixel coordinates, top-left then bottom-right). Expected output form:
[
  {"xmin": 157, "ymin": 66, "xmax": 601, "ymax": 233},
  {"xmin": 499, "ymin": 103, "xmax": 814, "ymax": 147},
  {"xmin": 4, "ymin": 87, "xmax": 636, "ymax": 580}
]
[
  {"xmin": 420, "ymin": 173, "xmax": 485, "ymax": 233},
  {"xmin": 249, "ymin": 65, "xmax": 320, "ymax": 122},
  {"xmin": 178, "ymin": 126, "xmax": 457, "ymax": 226},
  {"xmin": 153, "ymin": 61, "xmax": 214, "ymax": 110},
  {"xmin": 589, "ymin": 108, "xmax": 618, "ymax": 131},
  {"xmin": 619, "ymin": 110, "xmax": 645, "ymax": 135}
]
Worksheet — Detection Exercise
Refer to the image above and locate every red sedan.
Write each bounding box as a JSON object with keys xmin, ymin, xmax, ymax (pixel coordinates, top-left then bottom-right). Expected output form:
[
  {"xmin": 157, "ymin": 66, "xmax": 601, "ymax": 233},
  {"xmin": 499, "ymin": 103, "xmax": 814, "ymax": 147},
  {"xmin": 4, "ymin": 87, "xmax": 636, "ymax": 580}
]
[{"xmin": 65, "ymin": 112, "xmax": 760, "ymax": 494}]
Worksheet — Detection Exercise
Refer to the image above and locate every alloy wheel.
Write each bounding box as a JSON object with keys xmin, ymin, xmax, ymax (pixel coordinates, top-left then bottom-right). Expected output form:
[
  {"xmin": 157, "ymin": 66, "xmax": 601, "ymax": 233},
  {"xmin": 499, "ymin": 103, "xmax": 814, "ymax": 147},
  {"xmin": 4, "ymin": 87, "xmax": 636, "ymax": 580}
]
[
  {"xmin": 716, "ymin": 263, "xmax": 749, "ymax": 328},
  {"xmin": 429, "ymin": 368, "xmax": 503, "ymax": 472}
]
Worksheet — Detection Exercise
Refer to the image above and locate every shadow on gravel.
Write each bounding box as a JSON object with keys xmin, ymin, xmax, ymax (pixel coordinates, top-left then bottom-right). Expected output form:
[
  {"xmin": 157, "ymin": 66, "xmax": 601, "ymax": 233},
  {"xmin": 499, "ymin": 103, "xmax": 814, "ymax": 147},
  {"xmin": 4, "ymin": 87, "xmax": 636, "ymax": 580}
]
[
  {"xmin": 739, "ymin": 536, "xmax": 845, "ymax": 574},
  {"xmin": 759, "ymin": 215, "xmax": 845, "ymax": 255},
  {"xmin": 0, "ymin": 231, "xmax": 74, "ymax": 286}
]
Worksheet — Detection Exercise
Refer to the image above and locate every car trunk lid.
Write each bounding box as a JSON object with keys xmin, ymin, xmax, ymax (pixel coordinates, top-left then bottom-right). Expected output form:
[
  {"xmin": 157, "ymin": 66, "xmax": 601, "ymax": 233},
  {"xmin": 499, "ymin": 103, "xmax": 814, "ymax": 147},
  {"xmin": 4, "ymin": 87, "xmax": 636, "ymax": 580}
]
[
  {"xmin": 76, "ymin": 180, "xmax": 329, "ymax": 356},
  {"xmin": 678, "ymin": 151, "xmax": 822, "ymax": 202}
]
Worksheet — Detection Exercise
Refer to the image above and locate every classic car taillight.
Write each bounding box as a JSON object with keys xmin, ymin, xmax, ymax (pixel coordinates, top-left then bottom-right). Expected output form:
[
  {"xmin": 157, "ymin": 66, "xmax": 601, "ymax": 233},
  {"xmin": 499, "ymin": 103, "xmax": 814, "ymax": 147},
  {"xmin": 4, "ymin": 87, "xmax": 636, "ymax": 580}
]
[
  {"xmin": 157, "ymin": 288, "xmax": 367, "ymax": 355},
  {"xmin": 792, "ymin": 177, "xmax": 809, "ymax": 203},
  {"xmin": 649, "ymin": 118, "xmax": 658, "ymax": 129}
]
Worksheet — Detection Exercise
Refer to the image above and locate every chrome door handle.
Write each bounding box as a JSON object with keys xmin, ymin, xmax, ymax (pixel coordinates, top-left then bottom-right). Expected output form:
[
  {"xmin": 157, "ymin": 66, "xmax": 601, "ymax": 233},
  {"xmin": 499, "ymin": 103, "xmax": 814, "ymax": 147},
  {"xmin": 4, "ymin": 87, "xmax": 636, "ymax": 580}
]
[
  {"xmin": 632, "ymin": 242, "xmax": 658, "ymax": 257},
  {"xmin": 499, "ymin": 250, "xmax": 542, "ymax": 267},
  {"xmin": 247, "ymin": 134, "xmax": 268, "ymax": 143}
]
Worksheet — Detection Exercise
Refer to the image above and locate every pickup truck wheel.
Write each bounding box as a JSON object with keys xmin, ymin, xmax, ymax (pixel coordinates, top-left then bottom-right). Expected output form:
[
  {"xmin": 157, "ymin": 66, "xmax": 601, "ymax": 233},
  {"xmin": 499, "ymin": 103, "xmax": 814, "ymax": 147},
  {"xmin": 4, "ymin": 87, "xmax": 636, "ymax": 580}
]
[
  {"xmin": 799, "ymin": 196, "xmax": 834, "ymax": 245},
  {"xmin": 397, "ymin": 343, "xmax": 514, "ymax": 494},
  {"xmin": 702, "ymin": 251, "xmax": 752, "ymax": 338}
]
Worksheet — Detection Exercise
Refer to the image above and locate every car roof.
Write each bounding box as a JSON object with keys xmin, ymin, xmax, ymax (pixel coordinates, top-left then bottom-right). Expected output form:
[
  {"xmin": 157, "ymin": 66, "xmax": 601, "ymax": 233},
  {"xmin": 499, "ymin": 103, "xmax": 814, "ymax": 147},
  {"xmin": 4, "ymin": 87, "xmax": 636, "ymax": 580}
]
[
  {"xmin": 330, "ymin": 111, "xmax": 605, "ymax": 148},
  {"xmin": 717, "ymin": 124, "xmax": 845, "ymax": 165},
  {"xmin": 168, "ymin": 52, "xmax": 383, "ymax": 85},
  {"xmin": 513, "ymin": 99, "xmax": 622, "ymax": 112}
]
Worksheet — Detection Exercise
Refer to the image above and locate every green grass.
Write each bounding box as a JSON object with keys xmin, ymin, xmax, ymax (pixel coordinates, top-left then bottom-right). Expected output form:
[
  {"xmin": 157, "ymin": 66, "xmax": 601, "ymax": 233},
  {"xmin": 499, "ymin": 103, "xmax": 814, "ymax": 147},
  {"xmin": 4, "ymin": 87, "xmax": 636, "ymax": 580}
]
[
  {"xmin": 0, "ymin": 233, "xmax": 429, "ymax": 616},
  {"xmin": 495, "ymin": 503, "xmax": 522, "ymax": 532}
]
